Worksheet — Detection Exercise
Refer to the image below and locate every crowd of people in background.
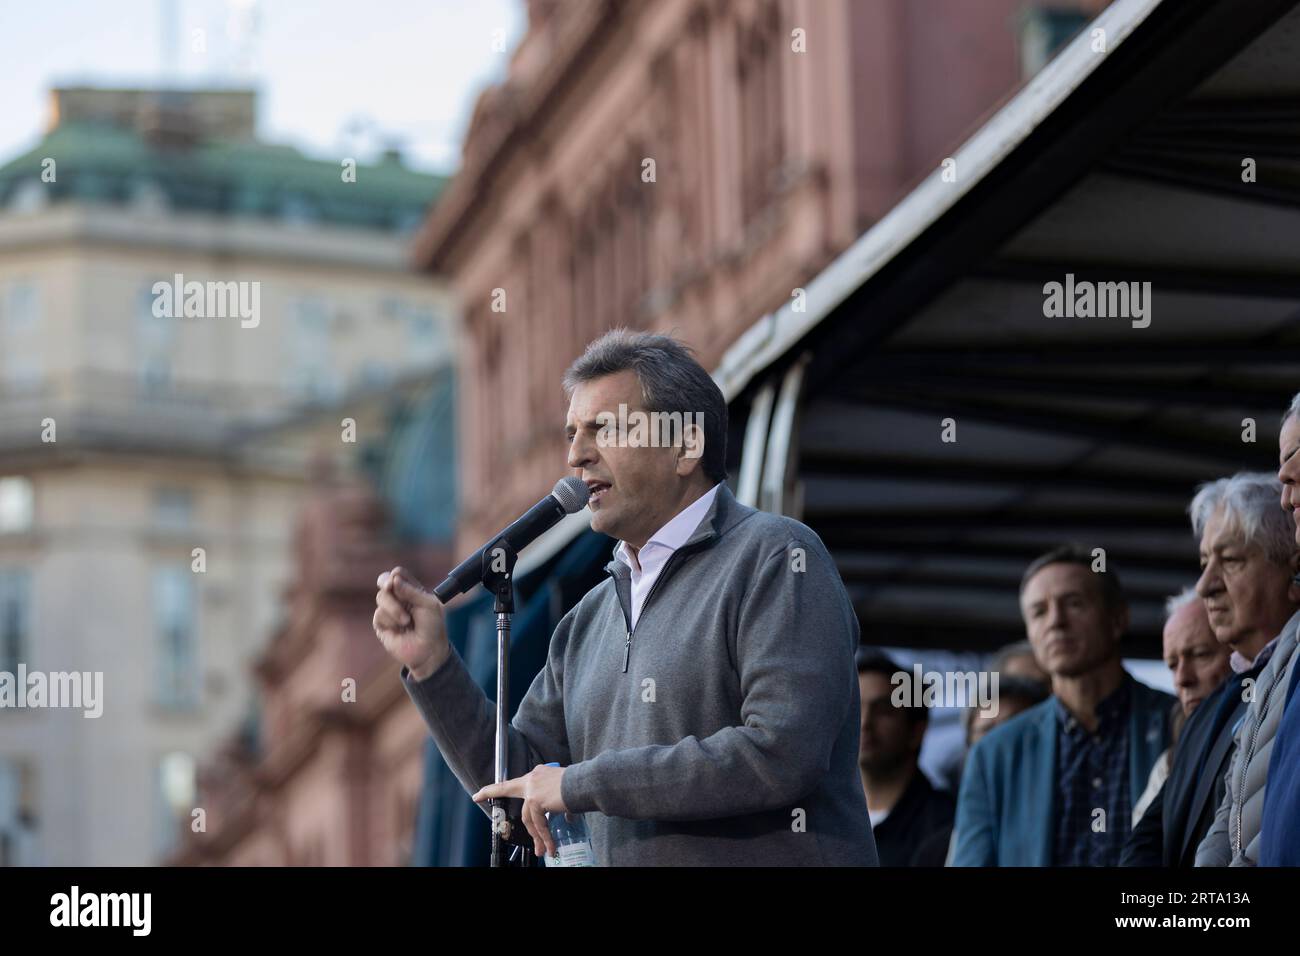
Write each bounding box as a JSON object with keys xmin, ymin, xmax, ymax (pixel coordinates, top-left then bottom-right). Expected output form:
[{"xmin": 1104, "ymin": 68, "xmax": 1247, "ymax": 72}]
[{"xmin": 856, "ymin": 392, "xmax": 1300, "ymax": 866}]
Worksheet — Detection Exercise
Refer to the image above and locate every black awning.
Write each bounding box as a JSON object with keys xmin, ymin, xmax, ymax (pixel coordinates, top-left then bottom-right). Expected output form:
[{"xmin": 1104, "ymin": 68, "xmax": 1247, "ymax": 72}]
[{"xmin": 728, "ymin": 0, "xmax": 1300, "ymax": 656}]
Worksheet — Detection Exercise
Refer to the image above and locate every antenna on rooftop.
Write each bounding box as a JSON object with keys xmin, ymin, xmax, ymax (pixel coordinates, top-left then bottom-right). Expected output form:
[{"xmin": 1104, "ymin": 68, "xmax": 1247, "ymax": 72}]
[
  {"xmin": 227, "ymin": 0, "xmax": 261, "ymax": 77},
  {"xmin": 159, "ymin": 0, "xmax": 179, "ymax": 81}
]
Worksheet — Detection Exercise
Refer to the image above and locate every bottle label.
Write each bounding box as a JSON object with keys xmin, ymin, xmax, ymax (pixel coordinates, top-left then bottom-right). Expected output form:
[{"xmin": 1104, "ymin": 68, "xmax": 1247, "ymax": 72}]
[{"xmin": 556, "ymin": 842, "xmax": 594, "ymax": 867}]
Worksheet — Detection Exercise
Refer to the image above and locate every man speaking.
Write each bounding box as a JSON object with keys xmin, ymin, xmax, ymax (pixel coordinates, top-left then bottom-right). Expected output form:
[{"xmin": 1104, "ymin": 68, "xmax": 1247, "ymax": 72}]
[{"xmin": 372, "ymin": 329, "xmax": 877, "ymax": 866}]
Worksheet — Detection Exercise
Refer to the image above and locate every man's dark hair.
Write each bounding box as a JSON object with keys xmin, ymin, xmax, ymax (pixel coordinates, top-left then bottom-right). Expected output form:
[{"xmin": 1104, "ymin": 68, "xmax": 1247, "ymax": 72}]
[
  {"xmin": 562, "ymin": 328, "xmax": 728, "ymax": 483},
  {"xmin": 856, "ymin": 647, "xmax": 928, "ymax": 723},
  {"xmin": 1018, "ymin": 543, "xmax": 1126, "ymax": 613}
]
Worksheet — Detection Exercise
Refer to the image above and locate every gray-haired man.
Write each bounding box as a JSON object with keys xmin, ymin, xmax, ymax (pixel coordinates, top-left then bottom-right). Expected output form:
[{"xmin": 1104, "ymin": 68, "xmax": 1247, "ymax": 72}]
[
  {"xmin": 1196, "ymin": 440, "xmax": 1300, "ymax": 862},
  {"xmin": 1124, "ymin": 473, "xmax": 1298, "ymax": 867},
  {"xmin": 372, "ymin": 329, "xmax": 877, "ymax": 865}
]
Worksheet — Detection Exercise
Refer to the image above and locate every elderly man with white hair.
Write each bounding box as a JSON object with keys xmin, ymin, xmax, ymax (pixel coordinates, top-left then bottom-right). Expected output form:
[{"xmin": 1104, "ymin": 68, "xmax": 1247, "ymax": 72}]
[
  {"xmin": 1194, "ymin": 456, "xmax": 1300, "ymax": 865},
  {"xmin": 1124, "ymin": 472, "xmax": 1298, "ymax": 867},
  {"xmin": 1129, "ymin": 589, "xmax": 1230, "ymax": 827}
]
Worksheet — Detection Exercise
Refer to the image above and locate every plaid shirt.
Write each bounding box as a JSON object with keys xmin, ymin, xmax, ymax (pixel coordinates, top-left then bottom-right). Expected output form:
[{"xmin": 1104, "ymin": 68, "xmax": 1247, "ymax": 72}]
[{"xmin": 1053, "ymin": 676, "xmax": 1133, "ymax": 866}]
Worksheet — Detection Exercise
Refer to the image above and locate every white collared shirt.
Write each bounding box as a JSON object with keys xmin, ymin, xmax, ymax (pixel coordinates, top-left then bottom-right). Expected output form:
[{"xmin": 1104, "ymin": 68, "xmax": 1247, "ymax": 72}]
[
  {"xmin": 614, "ymin": 483, "xmax": 720, "ymax": 629},
  {"xmin": 1231, "ymin": 633, "xmax": 1280, "ymax": 674}
]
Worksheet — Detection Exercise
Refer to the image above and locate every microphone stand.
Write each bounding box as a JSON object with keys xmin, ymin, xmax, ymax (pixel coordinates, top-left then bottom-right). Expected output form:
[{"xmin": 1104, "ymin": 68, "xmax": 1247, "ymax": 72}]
[{"xmin": 480, "ymin": 538, "xmax": 535, "ymax": 868}]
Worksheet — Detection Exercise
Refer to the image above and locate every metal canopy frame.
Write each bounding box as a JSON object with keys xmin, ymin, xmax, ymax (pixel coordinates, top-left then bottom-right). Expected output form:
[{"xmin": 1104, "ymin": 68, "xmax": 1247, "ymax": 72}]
[{"xmin": 728, "ymin": 0, "xmax": 1300, "ymax": 656}]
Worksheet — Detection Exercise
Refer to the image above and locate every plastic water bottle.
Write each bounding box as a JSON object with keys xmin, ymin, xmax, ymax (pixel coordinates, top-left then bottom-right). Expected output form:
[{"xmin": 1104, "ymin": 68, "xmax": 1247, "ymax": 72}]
[{"xmin": 542, "ymin": 762, "xmax": 595, "ymax": 866}]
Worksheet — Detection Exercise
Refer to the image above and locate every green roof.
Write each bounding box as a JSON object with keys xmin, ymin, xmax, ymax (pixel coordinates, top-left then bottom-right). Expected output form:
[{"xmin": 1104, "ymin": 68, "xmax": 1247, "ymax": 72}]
[{"xmin": 0, "ymin": 121, "xmax": 447, "ymax": 233}]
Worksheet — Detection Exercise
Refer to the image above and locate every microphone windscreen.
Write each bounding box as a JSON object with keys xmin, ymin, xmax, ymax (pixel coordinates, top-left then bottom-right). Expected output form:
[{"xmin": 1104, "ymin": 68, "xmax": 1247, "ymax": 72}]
[{"xmin": 552, "ymin": 476, "xmax": 591, "ymax": 514}]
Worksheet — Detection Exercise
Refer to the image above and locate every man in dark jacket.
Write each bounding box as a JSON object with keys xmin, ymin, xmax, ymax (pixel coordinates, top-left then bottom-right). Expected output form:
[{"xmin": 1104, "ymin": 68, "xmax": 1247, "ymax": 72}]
[
  {"xmin": 856, "ymin": 650, "xmax": 955, "ymax": 865},
  {"xmin": 1121, "ymin": 472, "xmax": 1299, "ymax": 866}
]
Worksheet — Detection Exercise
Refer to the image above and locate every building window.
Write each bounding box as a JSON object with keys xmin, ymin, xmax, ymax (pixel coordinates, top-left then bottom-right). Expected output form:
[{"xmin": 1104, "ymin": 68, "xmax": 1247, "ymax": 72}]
[
  {"xmin": 129, "ymin": 178, "xmax": 170, "ymax": 214},
  {"xmin": 4, "ymin": 282, "xmax": 39, "ymax": 331},
  {"xmin": 153, "ymin": 487, "xmax": 193, "ymax": 533},
  {"xmin": 406, "ymin": 307, "xmax": 443, "ymax": 365},
  {"xmin": 153, "ymin": 566, "xmax": 200, "ymax": 711},
  {"xmin": 286, "ymin": 298, "xmax": 338, "ymax": 403},
  {"xmin": 136, "ymin": 283, "xmax": 175, "ymax": 394},
  {"xmin": 0, "ymin": 570, "xmax": 31, "ymax": 675},
  {"xmin": 140, "ymin": 357, "xmax": 171, "ymax": 393},
  {"xmin": 280, "ymin": 195, "xmax": 319, "ymax": 226},
  {"xmin": 0, "ymin": 478, "xmax": 33, "ymax": 534},
  {"xmin": 7, "ymin": 181, "xmax": 46, "ymax": 214},
  {"xmin": 1019, "ymin": 6, "xmax": 1093, "ymax": 78},
  {"xmin": 737, "ymin": 6, "xmax": 785, "ymax": 225},
  {"xmin": 2, "ymin": 281, "xmax": 43, "ymax": 392},
  {"xmin": 154, "ymin": 752, "xmax": 195, "ymax": 860},
  {"xmin": 356, "ymin": 361, "xmax": 392, "ymax": 390},
  {"xmin": 378, "ymin": 299, "xmax": 445, "ymax": 366}
]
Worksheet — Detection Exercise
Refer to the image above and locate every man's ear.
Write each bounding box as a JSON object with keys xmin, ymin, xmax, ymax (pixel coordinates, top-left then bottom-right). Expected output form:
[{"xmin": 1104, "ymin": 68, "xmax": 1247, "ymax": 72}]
[
  {"xmin": 1287, "ymin": 551, "xmax": 1300, "ymax": 604},
  {"xmin": 675, "ymin": 423, "xmax": 704, "ymax": 477}
]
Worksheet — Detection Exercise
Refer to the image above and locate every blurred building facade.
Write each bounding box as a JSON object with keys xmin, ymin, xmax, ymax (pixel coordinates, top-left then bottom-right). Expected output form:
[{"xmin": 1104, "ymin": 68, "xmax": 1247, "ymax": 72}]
[
  {"xmin": 414, "ymin": 0, "xmax": 1109, "ymax": 555},
  {"xmin": 0, "ymin": 86, "xmax": 455, "ymax": 864},
  {"xmin": 170, "ymin": 452, "xmax": 451, "ymax": 866},
  {"xmin": 172, "ymin": 367, "xmax": 459, "ymax": 866}
]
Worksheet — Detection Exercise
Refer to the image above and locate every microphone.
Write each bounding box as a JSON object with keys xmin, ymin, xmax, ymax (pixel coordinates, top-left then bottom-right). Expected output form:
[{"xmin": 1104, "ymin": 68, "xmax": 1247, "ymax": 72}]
[{"xmin": 432, "ymin": 477, "xmax": 591, "ymax": 603}]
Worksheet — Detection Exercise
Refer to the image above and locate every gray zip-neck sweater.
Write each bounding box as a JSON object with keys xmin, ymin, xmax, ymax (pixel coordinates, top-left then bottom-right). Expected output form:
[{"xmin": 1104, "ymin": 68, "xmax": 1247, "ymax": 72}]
[
  {"xmin": 1195, "ymin": 608, "xmax": 1300, "ymax": 866},
  {"xmin": 401, "ymin": 482, "xmax": 878, "ymax": 866}
]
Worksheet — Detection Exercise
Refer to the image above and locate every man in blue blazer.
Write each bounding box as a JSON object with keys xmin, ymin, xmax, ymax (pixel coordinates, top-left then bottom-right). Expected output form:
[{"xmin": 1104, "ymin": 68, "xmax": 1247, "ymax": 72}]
[{"xmin": 952, "ymin": 545, "xmax": 1174, "ymax": 866}]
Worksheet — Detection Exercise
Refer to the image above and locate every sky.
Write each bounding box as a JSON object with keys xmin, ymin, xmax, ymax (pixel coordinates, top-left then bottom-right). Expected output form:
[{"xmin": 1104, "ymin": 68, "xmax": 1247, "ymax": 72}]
[{"xmin": 0, "ymin": 0, "xmax": 528, "ymax": 174}]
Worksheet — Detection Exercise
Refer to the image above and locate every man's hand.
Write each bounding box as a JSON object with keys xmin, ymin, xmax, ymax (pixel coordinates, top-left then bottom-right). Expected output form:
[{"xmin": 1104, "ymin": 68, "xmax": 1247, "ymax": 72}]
[
  {"xmin": 373, "ymin": 566, "xmax": 449, "ymax": 680},
  {"xmin": 472, "ymin": 765, "xmax": 568, "ymax": 858}
]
